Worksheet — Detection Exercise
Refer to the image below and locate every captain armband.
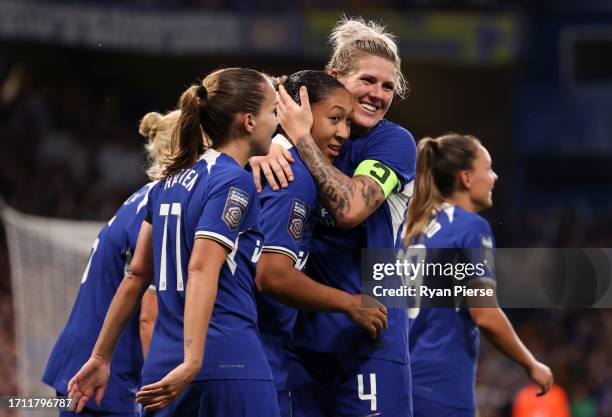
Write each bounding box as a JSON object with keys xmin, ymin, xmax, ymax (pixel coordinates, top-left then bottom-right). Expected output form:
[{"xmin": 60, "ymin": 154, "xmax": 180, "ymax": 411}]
[{"xmin": 353, "ymin": 159, "xmax": 399, "ymax": 198}]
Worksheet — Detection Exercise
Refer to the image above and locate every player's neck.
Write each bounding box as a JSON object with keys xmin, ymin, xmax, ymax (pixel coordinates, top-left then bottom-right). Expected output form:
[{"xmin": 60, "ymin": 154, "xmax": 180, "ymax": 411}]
[
  {"xmin": 214, "ymin": 140, "xmax": 250, "ymax": 168},
  {"xmin": 351, "ymin": 123, "xmax": 370, "ymax": 136},
  {"xmin": 445, "ymin": 193, "xmax": 477, "ymax": 214}
]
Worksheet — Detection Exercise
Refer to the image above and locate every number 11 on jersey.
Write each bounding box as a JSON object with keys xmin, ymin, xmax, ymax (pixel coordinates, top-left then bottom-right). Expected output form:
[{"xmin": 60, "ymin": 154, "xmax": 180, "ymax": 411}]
[{"xmin": 159, "ymin": 203, "xmax": 183, "ymax": 291}]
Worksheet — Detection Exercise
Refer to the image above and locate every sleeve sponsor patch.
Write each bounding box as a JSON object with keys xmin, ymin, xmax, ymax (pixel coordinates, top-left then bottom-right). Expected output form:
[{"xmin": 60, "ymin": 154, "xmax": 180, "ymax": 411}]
[
  {"xmin": 222, "ymin": 187, "xmax": 250, "ymax": 230},
  {"xmin": 288, "ymin": 198, "xmax": 308, "ymax": 241}
]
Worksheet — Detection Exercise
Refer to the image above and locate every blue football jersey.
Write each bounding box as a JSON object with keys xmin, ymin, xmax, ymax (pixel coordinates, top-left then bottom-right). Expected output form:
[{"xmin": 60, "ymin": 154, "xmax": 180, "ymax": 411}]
[
  {"xmin": 142, "ymin": 149, "xmax": 272, "ymax": 385},
  {"xmin": 408, "ymin": 203, "xmax": 496, "ymax": 410},
  {"xmin": 257, "ymin": 142, "xmax": 317, "ymax": 391},
  {"xmin": 293, "ymin": 119, "xmax": 416, "ymax": 363},
  {"xmin": 42, "ymin": 182, "xmax": 156, "ymax": 414}
]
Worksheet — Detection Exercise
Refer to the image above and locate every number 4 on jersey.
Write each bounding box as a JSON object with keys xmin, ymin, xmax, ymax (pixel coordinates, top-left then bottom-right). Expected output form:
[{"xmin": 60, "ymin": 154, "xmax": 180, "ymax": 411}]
[{"xmin": 358, "ymin": 373, "xmax": 378, "ymax": 412}]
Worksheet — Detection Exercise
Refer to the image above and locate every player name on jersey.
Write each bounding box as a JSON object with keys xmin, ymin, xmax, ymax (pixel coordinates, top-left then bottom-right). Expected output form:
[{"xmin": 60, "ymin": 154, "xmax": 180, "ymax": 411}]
[{"xmin": 163, "ymin": 168, "xmax": 199, "ymax": 191}]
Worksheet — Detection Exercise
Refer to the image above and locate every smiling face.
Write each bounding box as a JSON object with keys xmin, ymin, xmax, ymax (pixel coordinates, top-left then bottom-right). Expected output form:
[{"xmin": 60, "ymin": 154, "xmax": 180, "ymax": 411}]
[
  {"xmin": 310, "ymin": 88, "xmax": 353, "ymax": 162},
  {"xmin": 334, "ymin": 55, "xmax": 395, "ymax": 135},
  {"xmin": 467, "ymin": 145, "xmax": 498, "ymax": 212}
]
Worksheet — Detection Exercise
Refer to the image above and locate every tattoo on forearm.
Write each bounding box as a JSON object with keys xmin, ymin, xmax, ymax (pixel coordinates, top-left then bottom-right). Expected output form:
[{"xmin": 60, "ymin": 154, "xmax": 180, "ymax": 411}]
[
  {"xmin": 295, "ymin": 135, "xmax": 384, "ymax": 218},
  {"xmin": 355, "ymin": 176, "xmax": 383, "ymax": 208},
  {"xmin": 185, "ymin": 339, "xmax": 192, "ymax": 349}
]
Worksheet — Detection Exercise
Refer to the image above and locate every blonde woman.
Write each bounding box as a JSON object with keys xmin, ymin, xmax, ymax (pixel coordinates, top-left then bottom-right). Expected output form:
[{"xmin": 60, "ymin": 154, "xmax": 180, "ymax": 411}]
[
  {"xmin": 42, "ymin": 110, "xmax": 179, "ymax": 417},
  {"xmin": 254, "ymin": 17, "xmax": 416, "ymax": 416}
]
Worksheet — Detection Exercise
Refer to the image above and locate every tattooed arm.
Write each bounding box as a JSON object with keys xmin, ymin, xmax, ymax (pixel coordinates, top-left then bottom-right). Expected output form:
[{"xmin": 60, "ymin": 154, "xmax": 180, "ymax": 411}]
[
  {"xmin": 136, "ymin": 237, "xmax": 223, "ymax": 412},
  {"xmin": 276, "ymin": 85, "xmax": 387, "ymax": 228},
  {"xmin": 294, "ymin": 135, "xmax": 386, "ymax": 227}
]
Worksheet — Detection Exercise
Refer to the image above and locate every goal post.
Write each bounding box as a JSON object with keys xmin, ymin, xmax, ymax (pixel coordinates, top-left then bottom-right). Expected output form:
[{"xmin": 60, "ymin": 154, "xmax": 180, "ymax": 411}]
[{"xmin": 1, "ymin": 203, "xmax": 103, "ymax": 416}]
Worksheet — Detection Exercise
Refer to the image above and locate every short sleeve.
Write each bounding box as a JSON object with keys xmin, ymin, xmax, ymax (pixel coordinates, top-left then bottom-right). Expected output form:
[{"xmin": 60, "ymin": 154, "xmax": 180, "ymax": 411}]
[
  {"xmin": 459, "ymin": 216, "xmax": 496, "ymax": 285},
  {"xmin": 144, "ymin": 180, "xmax": 161, "ymax": 225},
  {"xmin": 358, "ymin": 121, "xmax": 416, "ymax": 189},
  {"xmin": 126, "ymin": 182, "xmax": 157, "ymax": 251},
  {"xmin": 195, "ymin": 169, "xmax": 256, "ymax": 251},
  {"xmin": 259, "ymin": 186, "xmax": 311, "ymax": 263}
]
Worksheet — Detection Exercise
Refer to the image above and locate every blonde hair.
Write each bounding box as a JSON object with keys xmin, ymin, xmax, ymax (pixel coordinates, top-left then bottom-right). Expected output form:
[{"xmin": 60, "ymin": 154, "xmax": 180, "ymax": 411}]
[
  {"xmin": 404, "ymin": 134, "xmax": 481, "ymax": 245},
  {"xmin": 138, "ymin": 110, "xmax": 181, "ymax": 180},
  {"xmin": 326, "ymin": 16, "xmax": 409, "ymax": 99}
]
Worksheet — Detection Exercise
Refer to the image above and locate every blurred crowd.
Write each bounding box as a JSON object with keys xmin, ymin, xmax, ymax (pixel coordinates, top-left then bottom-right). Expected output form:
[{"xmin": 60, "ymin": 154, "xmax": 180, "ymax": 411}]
[
  {"xmin": 478, "ymin": 310, "xmax": 612, "ymax": 417},
  {"xmin": 28, "ymin": 0, "xmax": 524, "ymax": 12},
  {"xmin": 1, "ymin": 61, "xmax": 611, "ymax": 416}
]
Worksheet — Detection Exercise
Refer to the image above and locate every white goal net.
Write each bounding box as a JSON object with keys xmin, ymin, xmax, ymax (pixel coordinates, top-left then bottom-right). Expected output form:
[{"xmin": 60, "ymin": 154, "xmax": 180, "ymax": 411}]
[{"xmin": 1, "ymin": 204, "xmax": 103, "ymax": 417}]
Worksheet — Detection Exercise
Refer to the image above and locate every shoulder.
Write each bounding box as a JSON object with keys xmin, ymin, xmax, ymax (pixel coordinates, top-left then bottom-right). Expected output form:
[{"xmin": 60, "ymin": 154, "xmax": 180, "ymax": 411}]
[
  {"xmin": 358, "ymin": 120, "xmax": 416, "ymax": 172},
  {"xmin": 456, "ymin": 208, "xmax": 491, "ymax": 232},
  {"xmin": 453, "ymin": 207, "xmax": 493, "ymax": 247},
  {"xmin": 370, "ymin": 120, "xmax": 415, "ymax": 146},
  {"xmin": 261, "ymin": 179, "xmax": 316, "ymax": 220},
  {"xmin": 122, "ymin": 181, "xmax": 155, "ymax": 206},
  {"xmin": 204, "ymin": 168, "xmax": 258, "ymax": 229},
  {"xmin": 287, "ymin": 155, "xmax": 316, "ymax": 196},
  {"xmin": 216, "ymin": 166, "xmax": 256, "ymax": 199}
]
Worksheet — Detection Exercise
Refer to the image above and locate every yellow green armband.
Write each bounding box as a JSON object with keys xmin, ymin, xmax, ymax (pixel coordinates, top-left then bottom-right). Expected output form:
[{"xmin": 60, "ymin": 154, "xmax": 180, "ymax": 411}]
[{"xmin": 353, "ymin": 159, "xmax": 399, "ymax": 198}]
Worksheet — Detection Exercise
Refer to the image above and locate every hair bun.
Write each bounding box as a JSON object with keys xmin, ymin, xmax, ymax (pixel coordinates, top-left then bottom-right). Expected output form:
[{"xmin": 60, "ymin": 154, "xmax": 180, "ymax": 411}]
[
  {"xmin": 271, "ymin": 75, "xmax": 288, "ymax": 90},
  {"xmin": 197, "ymin": 85, "xmax": 208, "ymax": 100},
  {"xmin": 139, "ymin": 112, "xmax": 162, "ymax": 138}
]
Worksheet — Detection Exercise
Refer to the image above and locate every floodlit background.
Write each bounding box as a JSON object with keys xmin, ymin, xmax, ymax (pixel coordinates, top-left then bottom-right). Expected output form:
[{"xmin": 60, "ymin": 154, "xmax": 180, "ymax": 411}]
[{"xmin": 0, "ymin": 0, "xmax": 611, "ymax": 416}]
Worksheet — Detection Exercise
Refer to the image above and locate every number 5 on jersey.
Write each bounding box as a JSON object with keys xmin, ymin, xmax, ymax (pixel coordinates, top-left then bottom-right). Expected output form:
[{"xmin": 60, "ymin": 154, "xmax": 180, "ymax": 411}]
[{"xmin": 159, "ymin": 203, "xmax": 183, "ymax": 291}]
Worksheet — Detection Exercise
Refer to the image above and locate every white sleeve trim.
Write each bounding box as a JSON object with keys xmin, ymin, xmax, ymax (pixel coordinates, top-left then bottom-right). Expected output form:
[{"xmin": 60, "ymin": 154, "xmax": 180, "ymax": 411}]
[
  {"xmin": 272, "ymin": 134, "xmax": 294, "ymax": 150},
  {"xmin": 467, "ymin": 277, "xmax": 497, "ymax": 287},
  {"xmin": 195, "ymin": 231, "xmax": 235, "ymax": 250},
  {"xmin": 262, "ymin": 245, "xmax": 298, "ymax": 262}
]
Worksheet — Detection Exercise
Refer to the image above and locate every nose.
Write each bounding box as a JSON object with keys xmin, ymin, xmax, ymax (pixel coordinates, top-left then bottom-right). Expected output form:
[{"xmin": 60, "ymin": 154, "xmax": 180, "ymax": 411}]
[
  {"xmin": 337, "ymin": 120, "xmax": 350, "ymax": 141},
  {"xmin": 369, "ymin": 83, "xmax": 383, "ymax": 101}
]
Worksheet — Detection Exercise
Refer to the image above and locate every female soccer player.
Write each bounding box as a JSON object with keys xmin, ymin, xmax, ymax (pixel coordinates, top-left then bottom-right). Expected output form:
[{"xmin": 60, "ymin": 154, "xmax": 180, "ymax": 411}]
[
  {"xmin": 403, "ymin": 133, "xmax": 553, "ymax": 417},
  {"xmin": 256, "ymin": 70, "xmax": 389, "ymax": 417},
  {"xmin": 258, "ymin": 17, "xmax": 416, "ymax": 416},
  {"xmin": 42, "ymin": 110, "xmax": 178, "ymax": 417},
  {"xmin": 68, "ymin": 68, "xmax": 281, "ymax": 417}
]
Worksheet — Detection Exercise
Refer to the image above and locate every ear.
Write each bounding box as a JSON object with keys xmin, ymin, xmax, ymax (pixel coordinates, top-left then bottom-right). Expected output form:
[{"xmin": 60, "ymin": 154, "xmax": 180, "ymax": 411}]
[
  {"xmin": 242, "ymin": 113, "xmax": 256, "ymax": 134},
  {"xmin": 329, "ymin": 68, "xmax": 340, "ymax": 79},
  {"xmin": 458, "ymin": 170, "xmax": 472, "ymax": 190}
]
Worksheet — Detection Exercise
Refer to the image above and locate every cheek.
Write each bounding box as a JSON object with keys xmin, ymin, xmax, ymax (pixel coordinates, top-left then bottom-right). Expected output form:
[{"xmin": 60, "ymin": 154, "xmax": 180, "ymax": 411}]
[
  {"xmin": 269, "ymin": 114, "xmax": 278, "ymax": 130},
  {"xmin": 311, "ymin": 122, "xmax": 331, "ymax": 143},
  {"xmin": 382, "ymin": 92, "xmax": 393, "ymax": 107},
  {"xmin": 347, "ymin": 83, "xmax": 367, "ymax": 100},
  {"xmin": 479, "ymin": 176, "xmax": 492, "ymax": 192}
]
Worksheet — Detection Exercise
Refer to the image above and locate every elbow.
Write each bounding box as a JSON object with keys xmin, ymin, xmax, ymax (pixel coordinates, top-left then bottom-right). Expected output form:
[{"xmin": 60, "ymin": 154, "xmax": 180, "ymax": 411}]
[
  {"xmin": 469, "ymin": 308, "xmax": 499, "ymax": 332},
  {"xmin": 122, "ymin": 271, "xmax": 149, "ymax": 297},
  {"xmin": 139, "ymin": 313, "xmax": 155, "ymax": 330},
  {"xmin": 187, "ymin": 263, "xmax": 206, "ymax": 284},
  {"xmin": 257, "ymin": 269, "xmax": 285, "ymax": 297},
  {"xmin": 258, "ymin": 272, "xmax": 279, "ymax": 295}
]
